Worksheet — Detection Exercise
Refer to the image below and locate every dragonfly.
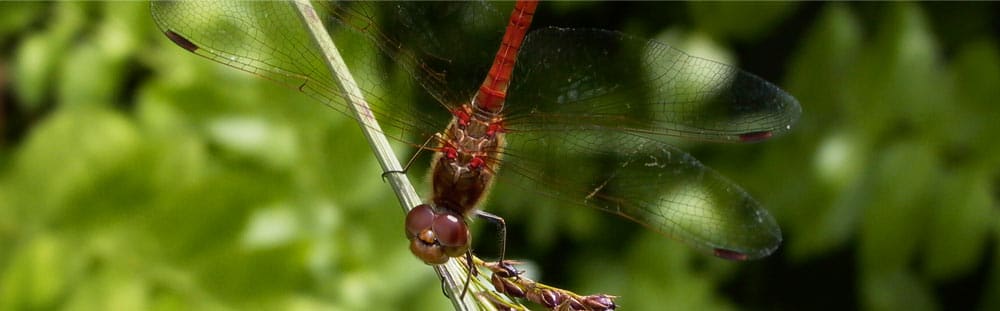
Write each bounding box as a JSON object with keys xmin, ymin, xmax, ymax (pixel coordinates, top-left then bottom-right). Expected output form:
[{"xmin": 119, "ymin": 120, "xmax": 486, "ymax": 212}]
[{"xmin": 150, "ymin": 0, "xmax": 800, "ymax": 269}]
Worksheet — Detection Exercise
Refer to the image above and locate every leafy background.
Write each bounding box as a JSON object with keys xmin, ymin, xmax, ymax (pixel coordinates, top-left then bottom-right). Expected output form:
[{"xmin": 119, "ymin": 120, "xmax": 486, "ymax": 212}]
[{"xmin": 1, "ymin": 1, "xmax": 999, "ymax": 310}]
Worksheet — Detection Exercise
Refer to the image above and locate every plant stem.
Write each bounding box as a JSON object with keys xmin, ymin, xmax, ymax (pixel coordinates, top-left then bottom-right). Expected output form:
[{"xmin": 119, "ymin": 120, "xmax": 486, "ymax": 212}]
[{"xmin": 290, "ymin": 1, "xmax": 479, "ymax": 310}]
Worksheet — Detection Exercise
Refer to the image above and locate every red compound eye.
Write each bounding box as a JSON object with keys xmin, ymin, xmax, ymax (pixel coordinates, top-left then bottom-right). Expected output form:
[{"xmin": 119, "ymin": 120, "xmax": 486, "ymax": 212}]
[
  {"xmin": 409, "ymin": 238, "xmax": 447, "ymax": 265},
  {"xmin": 433, "ymin": 213, "xmax": 469, "ymax": 249},
  {"xmin": 406, "ymin": 204, "xmax": 454, "ymax": 265},
  {"xmin": 405, "ymin": 204, "xmax": 435, "ymax": 238}
]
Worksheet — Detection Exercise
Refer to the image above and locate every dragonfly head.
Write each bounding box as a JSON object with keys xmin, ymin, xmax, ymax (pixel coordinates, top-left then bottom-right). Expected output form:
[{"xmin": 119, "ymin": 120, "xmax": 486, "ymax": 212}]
[{"xmin": 405, "ymin": 204, "xmax": 471, "ymax": 265}]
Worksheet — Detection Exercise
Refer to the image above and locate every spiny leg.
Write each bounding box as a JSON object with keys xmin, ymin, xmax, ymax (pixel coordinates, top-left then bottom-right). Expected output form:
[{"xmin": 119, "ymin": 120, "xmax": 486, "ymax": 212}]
[
  {"xmin": 459, "ymin": 250, "xmax": 476, "ymax": 300},
  {"xmin": 475, "ymin": 210, "xmax": 508, "ymax": 264},
  {"xmin": 380, "ymin": 134, "xmax": 439, "ymax": 181}
]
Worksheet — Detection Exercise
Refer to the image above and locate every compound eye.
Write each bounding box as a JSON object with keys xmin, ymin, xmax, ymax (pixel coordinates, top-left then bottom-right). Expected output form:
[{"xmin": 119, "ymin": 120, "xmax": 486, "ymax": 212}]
[
  {"xmin": 404, "ymin": 205, "xmax": 469, "ymax": 265},
  {"xmin": 409, "ymin": 237, "xmax": 448, "ymax": 265},
  {"xmin": 433, "ymin": 213, "xmax": 469, "ymax": 249},
  {"xmin": 405, "ymin": 204, "xmax": 451, "ymax": 265},
  {"xmin": 405, "ymin": 204, "xmax": 435, "ymax": 238}
]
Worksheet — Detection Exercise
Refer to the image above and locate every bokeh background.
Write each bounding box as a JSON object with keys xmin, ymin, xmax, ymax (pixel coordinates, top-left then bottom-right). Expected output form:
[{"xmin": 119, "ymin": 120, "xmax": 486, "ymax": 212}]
[{"xmin": 2, "ymin": 1, "xmax": 999, "ymax": 310}]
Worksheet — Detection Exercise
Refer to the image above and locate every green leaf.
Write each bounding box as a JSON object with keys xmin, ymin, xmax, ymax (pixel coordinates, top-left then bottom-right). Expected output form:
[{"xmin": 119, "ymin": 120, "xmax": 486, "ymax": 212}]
[
  {"xmin": 11, "ymin": 2, "xmax": 89, "ymax": 111},
  {"xmin": 950, "ymin": 40, "xmax": 1000, "ymax": 166},
  {"xmin": 781, "ymin": 3, "xmax": 866, "ymax": 260},
  {"xmin": 687, "ymin": 2, "xmax": 798, "ymax": 41},
  {"xmin": 0, "ymin": 234, "xmax": 73, "ymax": 310},
  {"xmin": 921, "ymin": 168, "xmax": 994, "ymax": 281},
  {"xmin": 859, "ymin": 140, "xmax": 935, "ymax": 275},
  {"xmin": 862, "ymin": 270, "xmax": 937, "ymax": 311},
  {"xmin": 850, "ymin": 3, "xmax": 947, "ymax": 140}
]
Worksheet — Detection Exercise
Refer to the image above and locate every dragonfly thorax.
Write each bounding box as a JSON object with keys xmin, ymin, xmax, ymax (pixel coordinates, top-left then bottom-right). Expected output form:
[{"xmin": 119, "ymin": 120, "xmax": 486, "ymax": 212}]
[
  {"xmin": 429, "ymin": 110, "xmax": 506, "ymax": 217},
  {"xmin": 407, "ymin": 108, "xmax": 507, "ymax": 265}
]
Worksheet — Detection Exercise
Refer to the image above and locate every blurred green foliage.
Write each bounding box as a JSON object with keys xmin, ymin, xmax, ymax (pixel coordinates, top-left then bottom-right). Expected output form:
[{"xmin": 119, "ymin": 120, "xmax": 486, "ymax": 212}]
[{"xmin": 1, "ymin": 1, "xmax": 998, "ymax": 311}]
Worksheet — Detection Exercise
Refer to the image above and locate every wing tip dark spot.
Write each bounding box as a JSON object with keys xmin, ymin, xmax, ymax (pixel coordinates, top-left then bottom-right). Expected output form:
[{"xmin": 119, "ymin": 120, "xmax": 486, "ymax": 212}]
[
  {"xmin": 713, "ymin": 248, "xmax": 750, "ymax": 261},
  {"xmin": 739, "ymin": 131, "xmax": 773, "ymax": 142},
  {"xmin": 164, "ymin": 30, "xmax": 199, "ymax": 52}
]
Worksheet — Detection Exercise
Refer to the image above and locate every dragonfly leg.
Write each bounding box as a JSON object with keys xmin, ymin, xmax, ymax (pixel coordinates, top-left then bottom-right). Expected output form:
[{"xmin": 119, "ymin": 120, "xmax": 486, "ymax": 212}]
[
  {"xmin": 475, "ymin": 210, "xmax": 508, "ymax": 264},
  {"xmin": 439, "ymin": 273, "xmax": 451, "ymax": 299},
  {"xmin": 380, "ymin": 134, "xmax": 439, "ymax": 181},
  {"xmin": 459, "ymin": 250, "xmax": 475, "ymax": 300}
]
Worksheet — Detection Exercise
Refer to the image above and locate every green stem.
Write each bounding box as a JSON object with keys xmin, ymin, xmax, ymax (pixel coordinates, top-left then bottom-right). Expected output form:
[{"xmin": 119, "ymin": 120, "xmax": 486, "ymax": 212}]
[{"xmin": 289, "ymin": 1, "xmax": 481, "ymax": 310}]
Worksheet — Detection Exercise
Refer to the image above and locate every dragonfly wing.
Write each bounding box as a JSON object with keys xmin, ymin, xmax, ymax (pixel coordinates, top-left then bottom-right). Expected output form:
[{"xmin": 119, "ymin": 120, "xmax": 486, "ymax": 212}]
[
  {"xmin": 499, "ymin": 131, "xmax": 781, "ymax": 260},
  {"xmin": 507, "ymin": 27, "xmax": 801, "ymax": 143},
  {"xmin": 363, "ymin": 1, "xmax": 507, "ymax": 106},
  {"xmin": 150, "ymin": 1, "xmax": 508, "ymax": 143}
]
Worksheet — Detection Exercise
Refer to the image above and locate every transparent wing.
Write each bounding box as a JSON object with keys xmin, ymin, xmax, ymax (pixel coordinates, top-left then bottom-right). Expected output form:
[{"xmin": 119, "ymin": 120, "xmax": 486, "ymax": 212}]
[
  {"xmin": 151, "ymin": 2, "xmax": 790, "ymax": 260},
  {"xmin": 507, "ymin": 27, "xmax": 801, "ymax": 143},
  {"xmin": 150, "ymin": 1, "xmax": 506, "ymax": 143},
  {"xmin": 496, "ymin": 27, "xmax": 795, "ymax": 259},
  {"xmin": 499, "ymin": 130, "xmax": 781, "ymax": 260}
]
